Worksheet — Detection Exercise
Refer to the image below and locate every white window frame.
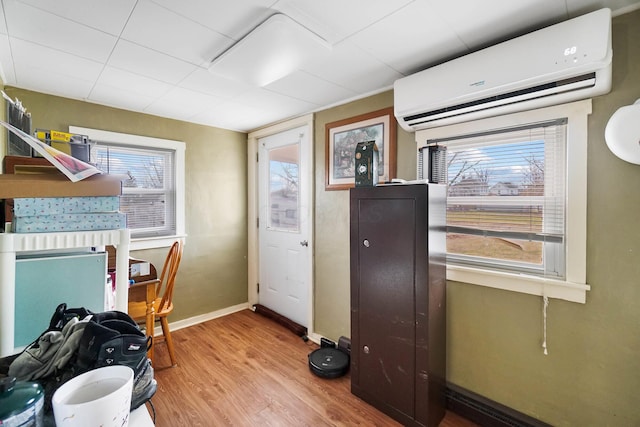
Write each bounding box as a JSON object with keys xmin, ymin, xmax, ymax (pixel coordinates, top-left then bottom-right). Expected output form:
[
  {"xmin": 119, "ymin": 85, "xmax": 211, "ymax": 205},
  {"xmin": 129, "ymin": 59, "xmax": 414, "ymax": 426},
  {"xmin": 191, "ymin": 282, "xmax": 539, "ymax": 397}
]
[
  {"xmin": 70, "ymin": 126, "xmax": 186, "ymax": 251},
  {"xmin": 416, "ymin": 100, "xmax": 591, "ymax": 303}
]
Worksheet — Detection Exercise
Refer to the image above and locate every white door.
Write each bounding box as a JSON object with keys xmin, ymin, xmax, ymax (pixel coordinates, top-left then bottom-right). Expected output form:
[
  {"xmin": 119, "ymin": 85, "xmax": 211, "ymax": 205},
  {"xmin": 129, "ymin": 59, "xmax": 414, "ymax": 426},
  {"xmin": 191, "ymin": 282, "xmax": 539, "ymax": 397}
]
[{"xmin": 258, "ymin": 125, "xmax": 311, "ymax": 327}]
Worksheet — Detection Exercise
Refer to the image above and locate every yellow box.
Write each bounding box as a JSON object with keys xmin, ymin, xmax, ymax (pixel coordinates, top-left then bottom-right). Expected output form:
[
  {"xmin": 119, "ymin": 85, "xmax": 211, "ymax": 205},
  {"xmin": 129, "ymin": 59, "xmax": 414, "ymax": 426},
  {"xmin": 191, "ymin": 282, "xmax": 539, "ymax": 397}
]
[
  {"xmin": 50, "ymin": 130, "xmax": 74, "ymax": 142},
  {"xmin": 51, "ymin": 140, "xmax": 72, "ymax": 155}
]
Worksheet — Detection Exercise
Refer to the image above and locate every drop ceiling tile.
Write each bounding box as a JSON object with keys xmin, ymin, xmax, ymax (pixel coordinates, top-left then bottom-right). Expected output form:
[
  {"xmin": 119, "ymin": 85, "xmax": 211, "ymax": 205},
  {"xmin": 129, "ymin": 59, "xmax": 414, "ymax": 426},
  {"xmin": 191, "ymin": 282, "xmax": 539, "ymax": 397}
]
[
  {"xmin": 11, "ymin": 38, "xmax": 104, "ymax": 83},
  {"xmin": 192, "ymin": 100, "xmax": 289, "ymax": 132},
  {"xmin": 265, "ymin": 71, "xmax": 356, "ymax": 106},
  {"xmin": 17, "ymin": 0, "xmax": 136, "ymax": 36},
  {"xmin": 426, "ymin": 0, "xmax": 568, "ymax": 51},
  {"xmin": 143, "ymin": 102, "xmax": 195, "ymax": 122},
  {"xmin": 275, "ymin": 0, "xmax": 414, "ymax": 44},
  {"xmin": 233, "ymin": 87, "xmax": 316, "ymax": 115},
  {"xmin": 0, "ymin": 2, "xmax": 6, "ymax": 34},
  {"xmin": 301, "ymin": 41, "xmax": 403, "ymax": 93},
  {"xmin": 144, "ymin": 86, "xmax": 227, "ymax": 120},
  {"xmin": 122, "ymin": 0, "xmax": 232, "ymax": 66},
  {"xmin": 108, "ymin": 40, "xmax": 198, "ymax": 85},
  {"xmin": 150, "ymin": 0, "xmax": 276, "ymax": 39},
  {"xmin": 96, "ymin": 66, "xmax": 173, "ymax": 99},
  {"xmin": 3, "ymin": 0, "xmax": 117, "ymax": 62},
  {"xmin": 14, "ymin": 66, "xmax": 95, "ymax": 100},
  {"xmin": 348, "ymin": 1, "xmax": 469, "ymax": 75},
  {"xmin": 0, "ymin": 35, "xmax": 16, "ymax": 84},
  {"xmin": 88, "ymin": 83, "xmax": 156, "ymax": 112},
  {"xmin": 227, "ymin": 88, "xmax": 315, "ymax": 128},
  {"xmin": 179, "ymin": 68, "xmax": 252, "ymax": 99}
]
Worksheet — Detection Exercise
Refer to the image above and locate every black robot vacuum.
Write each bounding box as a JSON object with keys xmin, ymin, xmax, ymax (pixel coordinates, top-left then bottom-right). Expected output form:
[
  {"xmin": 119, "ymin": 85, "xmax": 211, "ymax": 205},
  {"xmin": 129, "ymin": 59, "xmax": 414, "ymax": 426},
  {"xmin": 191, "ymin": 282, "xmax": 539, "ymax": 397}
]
[{"xmin": 308, "ymin": 347, "xmax": 349, "ymax": 379}]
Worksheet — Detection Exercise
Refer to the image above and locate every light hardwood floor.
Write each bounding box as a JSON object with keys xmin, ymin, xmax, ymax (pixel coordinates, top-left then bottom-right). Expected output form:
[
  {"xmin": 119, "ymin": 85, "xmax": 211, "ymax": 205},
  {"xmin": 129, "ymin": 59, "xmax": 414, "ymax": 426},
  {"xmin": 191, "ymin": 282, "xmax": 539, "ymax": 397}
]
[{"xmin": 149, "ymin": 309, "xmax": 478, "ymax": 426}]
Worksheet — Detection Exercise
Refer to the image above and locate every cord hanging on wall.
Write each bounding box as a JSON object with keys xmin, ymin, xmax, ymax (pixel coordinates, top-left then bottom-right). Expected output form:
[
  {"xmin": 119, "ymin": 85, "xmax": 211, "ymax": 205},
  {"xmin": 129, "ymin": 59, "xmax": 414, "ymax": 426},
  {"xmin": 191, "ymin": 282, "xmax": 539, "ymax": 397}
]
[
  {"xmin": 542, "ymin": 295, "xmax": 550, "ymax": 356},
  {"xmin": 605, "ymin": 99, "xmax": 640, "ymax": 164}
]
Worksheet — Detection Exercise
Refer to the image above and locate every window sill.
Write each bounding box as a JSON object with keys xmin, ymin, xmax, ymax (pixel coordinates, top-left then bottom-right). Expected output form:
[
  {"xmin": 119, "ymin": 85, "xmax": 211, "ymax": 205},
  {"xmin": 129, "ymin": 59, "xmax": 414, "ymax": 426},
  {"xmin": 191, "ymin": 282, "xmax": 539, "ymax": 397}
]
[{"xmin": 447, "ymin": 264, "xmax": 590, "ymax": 303}]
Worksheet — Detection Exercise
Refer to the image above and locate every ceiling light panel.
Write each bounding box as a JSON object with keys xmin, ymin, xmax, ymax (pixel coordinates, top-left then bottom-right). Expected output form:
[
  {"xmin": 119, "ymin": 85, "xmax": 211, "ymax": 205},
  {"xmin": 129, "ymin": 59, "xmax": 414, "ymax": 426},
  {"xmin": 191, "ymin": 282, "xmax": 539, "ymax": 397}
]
[{"xmin": 209, "ymin": 14, "xmax": 331, "ymax": 87}]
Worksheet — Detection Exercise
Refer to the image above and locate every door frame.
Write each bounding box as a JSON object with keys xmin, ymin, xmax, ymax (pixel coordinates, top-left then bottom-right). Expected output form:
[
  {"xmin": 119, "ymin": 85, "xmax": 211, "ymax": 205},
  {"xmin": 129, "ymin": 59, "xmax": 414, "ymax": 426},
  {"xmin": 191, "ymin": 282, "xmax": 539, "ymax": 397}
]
[{"xmin": 247, "ymin": 114, "xmax": 316, "ymax": 341}]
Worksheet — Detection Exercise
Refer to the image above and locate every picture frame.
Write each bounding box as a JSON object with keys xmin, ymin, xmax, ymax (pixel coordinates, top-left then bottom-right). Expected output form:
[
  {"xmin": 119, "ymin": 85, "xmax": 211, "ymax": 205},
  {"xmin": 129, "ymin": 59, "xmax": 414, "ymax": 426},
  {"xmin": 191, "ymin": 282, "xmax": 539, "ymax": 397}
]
[{"xmin": 325, "ymin": 107, "xmax": 396, "ymax": 190}]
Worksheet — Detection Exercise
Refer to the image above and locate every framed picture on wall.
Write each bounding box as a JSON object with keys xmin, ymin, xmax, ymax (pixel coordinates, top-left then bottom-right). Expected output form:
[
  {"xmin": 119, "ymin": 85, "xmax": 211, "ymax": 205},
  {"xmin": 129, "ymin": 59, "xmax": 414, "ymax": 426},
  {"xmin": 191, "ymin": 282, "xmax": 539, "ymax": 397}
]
[{"xmin": 325, "ymin": 107, "xmax": 396, "ymax": 190}]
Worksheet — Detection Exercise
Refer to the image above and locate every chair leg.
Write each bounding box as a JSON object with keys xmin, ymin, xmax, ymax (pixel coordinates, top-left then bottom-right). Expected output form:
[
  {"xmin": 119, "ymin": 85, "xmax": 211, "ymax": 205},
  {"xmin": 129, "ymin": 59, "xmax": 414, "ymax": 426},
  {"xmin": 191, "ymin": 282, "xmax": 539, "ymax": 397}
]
[{"xmin": 160, "ymin": 316, "xmax": 177, "ymax": 367}]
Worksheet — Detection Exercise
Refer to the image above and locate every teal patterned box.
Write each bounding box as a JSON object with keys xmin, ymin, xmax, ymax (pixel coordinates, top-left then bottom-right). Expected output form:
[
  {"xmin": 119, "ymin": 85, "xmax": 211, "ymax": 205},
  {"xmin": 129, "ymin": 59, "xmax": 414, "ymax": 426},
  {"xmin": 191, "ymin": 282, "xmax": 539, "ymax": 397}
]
[
  {"xmin": 13, "ymin": 196, "xmax": 120, "ymax": 216},
  {"xmin": 12, "ymin": 212, "xmax": 126, "ymax": 233}
]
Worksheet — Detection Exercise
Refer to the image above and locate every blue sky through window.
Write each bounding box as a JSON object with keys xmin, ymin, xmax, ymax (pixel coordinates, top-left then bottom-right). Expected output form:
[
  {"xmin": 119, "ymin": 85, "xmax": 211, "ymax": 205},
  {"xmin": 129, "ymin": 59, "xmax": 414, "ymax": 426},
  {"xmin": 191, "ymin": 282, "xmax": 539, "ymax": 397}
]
[{"xmin": 447, "ymin": 139, "xmax": 544, "ymax": 189}]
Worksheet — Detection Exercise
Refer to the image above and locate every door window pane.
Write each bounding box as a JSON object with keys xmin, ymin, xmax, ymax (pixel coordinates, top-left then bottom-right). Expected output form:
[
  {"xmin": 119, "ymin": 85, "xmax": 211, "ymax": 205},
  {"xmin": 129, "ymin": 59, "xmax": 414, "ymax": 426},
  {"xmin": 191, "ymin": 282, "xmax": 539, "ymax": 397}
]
[{"xmin": 268, "ymin": 144, "xmax": 299, "ymax": 231}]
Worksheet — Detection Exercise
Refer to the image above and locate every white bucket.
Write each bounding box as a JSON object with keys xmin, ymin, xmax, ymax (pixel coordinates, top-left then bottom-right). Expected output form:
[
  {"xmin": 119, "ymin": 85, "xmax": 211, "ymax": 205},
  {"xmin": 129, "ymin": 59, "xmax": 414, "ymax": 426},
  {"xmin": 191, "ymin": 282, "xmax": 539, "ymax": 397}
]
[{"xmin": 52, "ymin": 365, "xmax": 134, "ymax": 427}]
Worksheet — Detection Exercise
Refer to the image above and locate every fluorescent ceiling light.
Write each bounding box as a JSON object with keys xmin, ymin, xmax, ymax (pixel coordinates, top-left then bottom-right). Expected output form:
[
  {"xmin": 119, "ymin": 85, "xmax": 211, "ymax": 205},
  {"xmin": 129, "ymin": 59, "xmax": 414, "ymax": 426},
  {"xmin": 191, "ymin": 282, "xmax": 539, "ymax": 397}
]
[{"xmin": 208, "ymin": 14, "xmax": 331, "ymax": 87}]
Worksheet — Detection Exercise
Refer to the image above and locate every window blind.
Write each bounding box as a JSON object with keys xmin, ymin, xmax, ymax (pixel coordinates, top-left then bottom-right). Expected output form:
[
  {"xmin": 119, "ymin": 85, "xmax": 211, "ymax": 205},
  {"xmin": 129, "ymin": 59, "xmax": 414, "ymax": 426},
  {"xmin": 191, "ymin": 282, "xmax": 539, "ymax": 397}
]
[
  {"xmin": 430, "ymin": 119, "xmax": 567, "ymax": 278},
  {"xmin": 94, "ymin": 143, "xmax": 176, "ymax": 239}
]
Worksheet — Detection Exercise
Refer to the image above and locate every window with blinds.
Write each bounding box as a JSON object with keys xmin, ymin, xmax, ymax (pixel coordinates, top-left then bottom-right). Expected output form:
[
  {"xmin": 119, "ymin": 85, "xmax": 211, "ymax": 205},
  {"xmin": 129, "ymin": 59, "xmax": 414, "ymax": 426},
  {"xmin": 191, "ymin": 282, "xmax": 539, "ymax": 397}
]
[
  {"xmin": 94, "ymin": 144, "xmax": 176, "ymax": 239},
  {"xmin": 430, "ymin": 119, "xmax": 567, "ymax": 278}
]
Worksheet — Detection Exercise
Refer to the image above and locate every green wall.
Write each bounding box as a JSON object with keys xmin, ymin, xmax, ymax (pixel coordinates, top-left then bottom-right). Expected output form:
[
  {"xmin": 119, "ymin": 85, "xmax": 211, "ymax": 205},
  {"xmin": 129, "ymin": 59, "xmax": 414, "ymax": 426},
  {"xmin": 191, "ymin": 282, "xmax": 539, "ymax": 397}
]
[
  {"xmin": 2, "ymin": 88, "xmax": 249, "ymax": 321},
  {"xmin": 313, "ymin": 90, "xmax": 417, "ymax": 339},
  {"xmin": 312, "ymin": 9, "xmax": 640, "ymax": 426}
]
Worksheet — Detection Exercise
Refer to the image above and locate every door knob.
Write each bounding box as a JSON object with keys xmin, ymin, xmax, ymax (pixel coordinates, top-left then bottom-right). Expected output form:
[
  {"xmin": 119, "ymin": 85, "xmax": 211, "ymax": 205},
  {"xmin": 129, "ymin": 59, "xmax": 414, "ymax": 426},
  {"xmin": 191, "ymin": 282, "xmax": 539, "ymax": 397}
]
[{"xmin": 300, "ymin": 240, "xmax": 308, "ymax": 247}]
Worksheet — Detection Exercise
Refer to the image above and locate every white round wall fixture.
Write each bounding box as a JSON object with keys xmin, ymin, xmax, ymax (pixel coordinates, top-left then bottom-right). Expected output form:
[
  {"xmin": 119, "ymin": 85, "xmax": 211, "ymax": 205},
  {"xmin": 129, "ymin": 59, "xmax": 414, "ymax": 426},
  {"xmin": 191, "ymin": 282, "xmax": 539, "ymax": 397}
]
[{"xmin": 605, "ymin": 99, "xmax": 640, "ymax": 165}]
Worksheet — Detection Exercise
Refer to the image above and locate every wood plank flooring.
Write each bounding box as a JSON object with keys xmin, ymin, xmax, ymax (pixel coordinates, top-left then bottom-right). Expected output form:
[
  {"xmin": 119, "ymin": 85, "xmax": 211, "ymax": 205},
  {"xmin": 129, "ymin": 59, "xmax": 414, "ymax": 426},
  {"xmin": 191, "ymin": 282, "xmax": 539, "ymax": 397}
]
[{"xmin": 149, "ymin": 309, "xmax": 478, "ymax": 427}]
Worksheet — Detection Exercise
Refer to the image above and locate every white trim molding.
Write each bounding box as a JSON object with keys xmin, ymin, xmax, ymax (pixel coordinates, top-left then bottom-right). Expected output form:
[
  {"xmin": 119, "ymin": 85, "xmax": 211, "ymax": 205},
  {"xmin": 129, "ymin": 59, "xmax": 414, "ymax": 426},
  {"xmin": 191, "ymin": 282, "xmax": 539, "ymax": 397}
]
[
  {"xmin": 417, "ymin": 100, "xmax": 592, "ymax": 303},
  {"xmin": 69, "ymin": 126, "xmax": 186, "ymax": 251}
]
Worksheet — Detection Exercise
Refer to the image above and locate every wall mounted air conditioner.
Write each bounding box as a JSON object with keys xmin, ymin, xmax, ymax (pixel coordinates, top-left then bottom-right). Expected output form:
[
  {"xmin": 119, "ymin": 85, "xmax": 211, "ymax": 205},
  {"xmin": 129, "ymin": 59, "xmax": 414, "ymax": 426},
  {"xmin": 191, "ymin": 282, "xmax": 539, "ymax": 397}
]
[{"xmin": 394, "ymin": 8, "xmax": 612, "ymax": 132}]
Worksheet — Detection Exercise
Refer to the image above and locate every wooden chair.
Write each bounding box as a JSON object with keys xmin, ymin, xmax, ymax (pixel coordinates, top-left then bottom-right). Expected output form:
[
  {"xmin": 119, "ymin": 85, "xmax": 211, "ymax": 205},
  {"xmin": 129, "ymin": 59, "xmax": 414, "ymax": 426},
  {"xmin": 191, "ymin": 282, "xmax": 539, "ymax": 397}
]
[{"xmin": 130, "ymin": 240, "xmax": 183, "ymax": 367}]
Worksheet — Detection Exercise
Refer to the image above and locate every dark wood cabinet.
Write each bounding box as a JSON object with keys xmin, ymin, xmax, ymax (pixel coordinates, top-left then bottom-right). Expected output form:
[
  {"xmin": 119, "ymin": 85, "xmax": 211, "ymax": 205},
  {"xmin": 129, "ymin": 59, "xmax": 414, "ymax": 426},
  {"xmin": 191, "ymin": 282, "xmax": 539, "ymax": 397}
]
[{"xmin": 350, "ymin": 183, "xmax": 446, "ymax": 427}]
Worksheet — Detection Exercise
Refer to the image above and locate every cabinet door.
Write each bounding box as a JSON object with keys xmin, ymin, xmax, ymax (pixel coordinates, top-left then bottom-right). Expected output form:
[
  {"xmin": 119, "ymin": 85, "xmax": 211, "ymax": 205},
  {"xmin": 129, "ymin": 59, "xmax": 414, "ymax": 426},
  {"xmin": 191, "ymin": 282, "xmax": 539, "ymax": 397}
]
[{"xmin": 355, "ymin": 196, "xmax": 416, "ymax": 417}]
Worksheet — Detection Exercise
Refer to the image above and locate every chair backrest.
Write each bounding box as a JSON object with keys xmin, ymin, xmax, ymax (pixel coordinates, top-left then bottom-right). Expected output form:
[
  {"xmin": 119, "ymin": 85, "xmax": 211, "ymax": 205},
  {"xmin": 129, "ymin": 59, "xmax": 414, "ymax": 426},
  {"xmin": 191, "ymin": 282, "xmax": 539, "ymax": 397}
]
[{"xmin": 157, "ymin": 240, "xmax": 184, "ymax": 313}]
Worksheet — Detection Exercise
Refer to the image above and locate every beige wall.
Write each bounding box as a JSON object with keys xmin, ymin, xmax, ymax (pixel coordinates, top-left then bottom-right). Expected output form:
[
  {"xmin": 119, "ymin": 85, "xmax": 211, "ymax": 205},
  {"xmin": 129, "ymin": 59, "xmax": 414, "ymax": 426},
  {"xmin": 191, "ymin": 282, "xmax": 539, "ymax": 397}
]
[
  {"xmin": 2, "ymin": 88, "xmax": 249, "ymax": 321},
  {"xmin": 312, "ymin": 9, "xmax": 640, "ymax": 426}
]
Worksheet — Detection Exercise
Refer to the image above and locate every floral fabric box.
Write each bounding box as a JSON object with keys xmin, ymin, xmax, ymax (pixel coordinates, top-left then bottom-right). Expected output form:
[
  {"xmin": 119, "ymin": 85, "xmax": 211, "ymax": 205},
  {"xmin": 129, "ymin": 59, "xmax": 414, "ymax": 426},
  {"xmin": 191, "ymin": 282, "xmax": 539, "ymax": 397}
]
[
  {"xmin": 12, "ymin": 212, "xmax": 126, "ymax": 233},
  {"xmin": 13, "ymin": 196, "xmax": 120, "ymax": 216}
]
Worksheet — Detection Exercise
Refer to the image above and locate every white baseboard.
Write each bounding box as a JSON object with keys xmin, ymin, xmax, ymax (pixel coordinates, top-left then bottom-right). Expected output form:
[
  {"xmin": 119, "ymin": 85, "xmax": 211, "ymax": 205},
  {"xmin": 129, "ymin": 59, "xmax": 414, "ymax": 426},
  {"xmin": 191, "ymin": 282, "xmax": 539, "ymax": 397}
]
[{"xmin": 152, "ymin": 302, "xmax": 251, "ymax": 336}]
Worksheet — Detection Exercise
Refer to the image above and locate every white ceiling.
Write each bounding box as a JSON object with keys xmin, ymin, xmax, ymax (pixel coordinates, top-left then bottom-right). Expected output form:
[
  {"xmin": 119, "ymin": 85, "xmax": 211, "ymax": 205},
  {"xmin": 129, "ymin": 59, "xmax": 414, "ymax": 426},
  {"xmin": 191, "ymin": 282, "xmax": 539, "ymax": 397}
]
[{"xmin": 1, "ymin": 0, "xmax": 639, "ymax": 133}]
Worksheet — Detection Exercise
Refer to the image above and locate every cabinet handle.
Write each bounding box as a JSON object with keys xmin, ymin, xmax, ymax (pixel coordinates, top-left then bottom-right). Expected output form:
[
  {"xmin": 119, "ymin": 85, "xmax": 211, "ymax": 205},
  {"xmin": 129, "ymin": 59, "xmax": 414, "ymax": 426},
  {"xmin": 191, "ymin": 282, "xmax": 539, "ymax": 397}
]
[
  {"xmin": 363, "ymin": 345, "xmax": 370, "ymax": 354},
  {"xmin": 363, "ymin": 239, "xmax": 370, "ymax": 248}
]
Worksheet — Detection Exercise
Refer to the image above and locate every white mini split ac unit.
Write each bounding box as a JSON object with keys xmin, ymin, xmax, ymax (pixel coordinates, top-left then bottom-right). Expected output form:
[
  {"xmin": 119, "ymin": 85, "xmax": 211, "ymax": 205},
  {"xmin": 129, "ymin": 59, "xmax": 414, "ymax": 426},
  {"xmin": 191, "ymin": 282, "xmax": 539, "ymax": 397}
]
[{"xmin": 394, "ymin": 8, "xmax": 612, "ymax": 132}]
